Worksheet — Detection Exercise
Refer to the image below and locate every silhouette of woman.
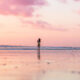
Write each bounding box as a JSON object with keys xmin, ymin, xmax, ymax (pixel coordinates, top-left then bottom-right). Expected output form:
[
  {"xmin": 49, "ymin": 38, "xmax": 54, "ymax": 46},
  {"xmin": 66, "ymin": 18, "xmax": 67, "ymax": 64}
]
[{"xmin": 37, "ymin": 38, "xmax": 41, "ymax": 60}]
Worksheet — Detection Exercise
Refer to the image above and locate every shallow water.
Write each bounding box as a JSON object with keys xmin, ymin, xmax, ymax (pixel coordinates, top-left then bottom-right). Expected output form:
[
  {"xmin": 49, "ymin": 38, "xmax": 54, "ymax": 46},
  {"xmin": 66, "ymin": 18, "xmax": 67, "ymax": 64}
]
[{"xmin": 0, "ymin": 50, "xmax": 80, "ymax": 80}]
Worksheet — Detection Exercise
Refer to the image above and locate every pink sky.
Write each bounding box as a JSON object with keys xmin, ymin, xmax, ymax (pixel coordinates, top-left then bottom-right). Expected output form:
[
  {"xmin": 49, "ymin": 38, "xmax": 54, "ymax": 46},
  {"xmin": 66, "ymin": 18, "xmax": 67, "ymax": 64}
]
[{"xmin": 0, "ymin": 0, "xmax": 80, "ymax": 47}]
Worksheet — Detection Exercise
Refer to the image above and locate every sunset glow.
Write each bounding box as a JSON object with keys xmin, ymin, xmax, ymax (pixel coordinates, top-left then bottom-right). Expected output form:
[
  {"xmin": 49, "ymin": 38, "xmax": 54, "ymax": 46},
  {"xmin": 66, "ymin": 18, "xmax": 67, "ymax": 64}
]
[{"xmin": 0, "ymin": 0, "xmax": 80, "ymax": 46}]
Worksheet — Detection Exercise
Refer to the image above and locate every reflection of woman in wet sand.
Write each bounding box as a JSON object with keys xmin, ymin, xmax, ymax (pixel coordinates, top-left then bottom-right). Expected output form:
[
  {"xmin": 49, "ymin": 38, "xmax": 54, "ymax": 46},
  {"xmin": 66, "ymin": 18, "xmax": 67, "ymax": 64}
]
[{"xmin": 37, "ymin": 38, "xmax": 41, "ymax": 60}]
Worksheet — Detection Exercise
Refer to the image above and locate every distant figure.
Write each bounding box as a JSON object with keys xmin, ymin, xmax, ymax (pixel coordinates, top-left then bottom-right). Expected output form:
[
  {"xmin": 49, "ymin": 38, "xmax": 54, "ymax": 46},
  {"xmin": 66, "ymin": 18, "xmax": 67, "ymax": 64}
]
[{"xmin": 37, "ymin": 38, "xmax": 41, "ymax": 60}]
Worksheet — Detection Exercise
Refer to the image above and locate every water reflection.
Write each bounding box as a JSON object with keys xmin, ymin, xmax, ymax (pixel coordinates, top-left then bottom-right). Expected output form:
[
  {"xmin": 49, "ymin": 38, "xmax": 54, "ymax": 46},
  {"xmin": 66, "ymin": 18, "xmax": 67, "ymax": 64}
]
[
  {"xmin": 37, "ymin": 47, "xmax": 40, "ymax": 60},
  {"xmin": 0, "ymin": 50, "xmax": 80, "ymax": 80}
]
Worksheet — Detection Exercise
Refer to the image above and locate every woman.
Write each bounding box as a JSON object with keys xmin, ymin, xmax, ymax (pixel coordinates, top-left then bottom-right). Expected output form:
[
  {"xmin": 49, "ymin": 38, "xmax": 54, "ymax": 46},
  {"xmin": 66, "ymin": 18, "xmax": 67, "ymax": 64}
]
[{"xmin": 37, "ymin": 38, "xmax": 41, "ymax": 60}]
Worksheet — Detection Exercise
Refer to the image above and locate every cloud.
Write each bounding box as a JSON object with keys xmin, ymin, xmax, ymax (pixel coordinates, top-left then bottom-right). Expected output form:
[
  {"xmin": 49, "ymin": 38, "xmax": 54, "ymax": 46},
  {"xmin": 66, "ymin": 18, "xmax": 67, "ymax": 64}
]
[
  {"xmin": 74, "ymin": 0, "xmax": 80, "ymax": 1},
  {"xmin": 57, "ymin": 0, "xmax": 80, "ymax": 3},
  {"xmin": 57, "ymin": 0, "xmax": 80, "ymax": 16},
  {"xmin": 21, "ymin": 19, "xmax": 68, "ymax": 31},
  {"xmin": 0, "ymin": 0, "xmax": 46, "ymax": 16},
  {"xmin": 35, "ymin": 20, "xmax": 51, "ymax": 28},
  {"xmin": 33, "ymin": 20, "xmax": 67, "ymax": 31},
  {"xmin": 12, "ymin": 0, "xmax": 46, "ymax": 6},
  {"xmin": 57, "ymin": 0, "xmax": 67, "ymax": 3},
  {"xmin": 22, "ymin": 20, "xmax": 52, "ymax": 28}
]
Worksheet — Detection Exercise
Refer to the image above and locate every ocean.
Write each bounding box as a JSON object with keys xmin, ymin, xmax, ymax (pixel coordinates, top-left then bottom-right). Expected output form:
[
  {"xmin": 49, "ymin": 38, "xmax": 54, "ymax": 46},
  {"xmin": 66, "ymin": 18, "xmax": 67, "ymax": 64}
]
[{"xmin": 0, "ymin": 49, "xmax": 80, "ymax": 80}]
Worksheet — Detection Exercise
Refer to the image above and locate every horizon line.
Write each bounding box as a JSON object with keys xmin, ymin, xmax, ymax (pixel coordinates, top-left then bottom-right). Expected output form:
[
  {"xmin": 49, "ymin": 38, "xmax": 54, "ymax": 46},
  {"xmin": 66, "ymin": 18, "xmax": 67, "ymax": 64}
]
[{"xmin": 0, "ymin": 45, "xmax": 80, "ymax": 47}]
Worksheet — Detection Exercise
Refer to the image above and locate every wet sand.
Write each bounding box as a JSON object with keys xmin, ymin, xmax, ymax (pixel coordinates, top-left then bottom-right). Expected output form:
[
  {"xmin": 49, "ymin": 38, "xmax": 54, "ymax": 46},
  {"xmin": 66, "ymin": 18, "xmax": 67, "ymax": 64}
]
[{"xmin": 0, "ymin": 50, "xmax": 80, "ymax": 80}]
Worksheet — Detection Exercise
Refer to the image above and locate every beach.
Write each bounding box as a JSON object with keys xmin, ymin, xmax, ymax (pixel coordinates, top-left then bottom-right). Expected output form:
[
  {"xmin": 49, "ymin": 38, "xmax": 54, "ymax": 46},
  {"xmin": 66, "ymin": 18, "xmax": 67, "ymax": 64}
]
[{"xmin": 0, "ymin": 50, "xmax": 80, "ymax": 80}]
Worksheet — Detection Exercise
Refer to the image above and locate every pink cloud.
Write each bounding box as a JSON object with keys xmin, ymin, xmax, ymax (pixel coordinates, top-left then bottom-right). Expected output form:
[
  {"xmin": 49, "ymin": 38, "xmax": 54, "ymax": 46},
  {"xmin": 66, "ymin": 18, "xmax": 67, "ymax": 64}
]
[
  {"xmin": 0, "ymin": 0, "xmax": 46, "ymax": 16},
  {"xmin": 22, "ymin": 20, "xmax": 52, "ymax": 28},
  {"xmin": 36, "ymin": 21, "xmax": 68, "ymax": 31},
  {"xmin": 35, "ymin": 20, "xmax": 68, "ymax": 31},
  {"xmin": 74, "ymin": 0, "xmax": 80, "ymax": 1},
  {"xmin": 57, "ymin": 0, "xmax": 80, "ymax": 3},
  {"xmin": 21, "ymin": 19, "xmax": 68, "ymax": 31},
  {"xmin": 12, "ymin": 0, "xmax": 46, "ymax": 6},
  {"xmin": 35, "ymin": 20, "xmax": 51, "ymax": 28}
]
